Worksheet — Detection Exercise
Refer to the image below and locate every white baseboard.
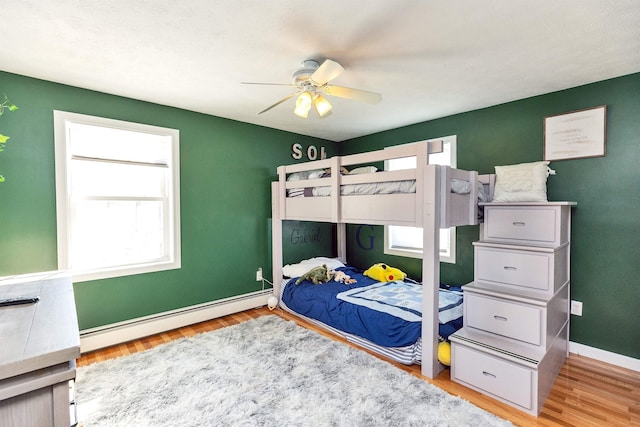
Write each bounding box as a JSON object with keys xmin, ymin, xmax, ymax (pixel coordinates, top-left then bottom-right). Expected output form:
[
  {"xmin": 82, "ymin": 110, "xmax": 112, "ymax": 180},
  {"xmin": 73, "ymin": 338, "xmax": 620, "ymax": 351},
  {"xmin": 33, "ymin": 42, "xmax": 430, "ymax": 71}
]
[
  {"xmin": 80, "ymin": 290, "xmax": 272, "ymax": 353},
  {"xmin": 569, "ymin": 341, "xmax": 640, "ymax": 372}
]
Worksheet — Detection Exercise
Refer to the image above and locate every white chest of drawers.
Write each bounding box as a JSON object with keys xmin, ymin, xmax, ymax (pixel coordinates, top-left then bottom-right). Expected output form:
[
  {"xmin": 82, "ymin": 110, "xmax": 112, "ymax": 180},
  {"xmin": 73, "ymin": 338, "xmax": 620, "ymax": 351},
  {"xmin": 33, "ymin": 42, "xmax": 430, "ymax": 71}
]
[
  {"xmin": 450, "ymin": 202, "xmax": 575, "ymax": 416},
  {"xmin": 0, "ymin": 272, "xmax": 80, "ymax": 427}
]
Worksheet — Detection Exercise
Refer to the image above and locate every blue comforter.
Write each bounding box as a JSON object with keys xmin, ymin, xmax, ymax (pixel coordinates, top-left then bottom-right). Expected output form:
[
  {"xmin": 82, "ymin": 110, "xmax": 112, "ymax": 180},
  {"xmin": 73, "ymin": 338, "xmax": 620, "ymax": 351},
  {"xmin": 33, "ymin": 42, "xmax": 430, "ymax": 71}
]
[{"xmin": 282, "ymin": 266, "xmax": 463, "ymax": 348}]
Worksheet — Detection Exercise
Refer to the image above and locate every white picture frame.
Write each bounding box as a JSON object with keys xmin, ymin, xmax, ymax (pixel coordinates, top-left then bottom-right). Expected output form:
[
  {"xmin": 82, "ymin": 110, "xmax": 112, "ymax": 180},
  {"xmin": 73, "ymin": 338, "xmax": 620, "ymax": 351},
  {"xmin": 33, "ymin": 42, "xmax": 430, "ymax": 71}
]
[{"xmin": 544, "ymin": 105, "xmax": 607, "ymax": 161}]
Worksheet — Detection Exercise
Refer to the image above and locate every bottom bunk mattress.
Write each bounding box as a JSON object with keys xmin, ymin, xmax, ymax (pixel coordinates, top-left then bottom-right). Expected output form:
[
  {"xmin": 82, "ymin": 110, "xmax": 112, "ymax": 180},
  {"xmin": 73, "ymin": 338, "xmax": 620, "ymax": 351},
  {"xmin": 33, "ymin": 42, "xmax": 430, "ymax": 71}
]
[{"xmin": 279, "ymin": 266, "xmax": 463, "ymax": 365}]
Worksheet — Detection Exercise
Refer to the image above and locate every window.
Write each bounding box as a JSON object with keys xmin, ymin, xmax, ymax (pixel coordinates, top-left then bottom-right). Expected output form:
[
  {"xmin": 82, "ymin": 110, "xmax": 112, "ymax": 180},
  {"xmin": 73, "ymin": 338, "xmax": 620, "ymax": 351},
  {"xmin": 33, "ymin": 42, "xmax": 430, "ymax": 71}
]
[
  {"xmin": 384, "ymin": 136, "xmax": 457, "ymax": 263},
  {"xmin": 54, "ymin": 111, "xmax": 181, "ymax": 282}
]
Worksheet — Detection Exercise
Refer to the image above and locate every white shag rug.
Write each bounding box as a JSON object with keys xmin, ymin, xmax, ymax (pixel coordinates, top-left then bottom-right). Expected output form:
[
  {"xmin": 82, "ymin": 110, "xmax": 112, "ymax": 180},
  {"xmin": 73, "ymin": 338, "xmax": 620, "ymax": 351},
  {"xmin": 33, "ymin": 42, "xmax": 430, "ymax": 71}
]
[{"xmin": 76, "ymin": 315, "xmax": 513, "ymax": 426}]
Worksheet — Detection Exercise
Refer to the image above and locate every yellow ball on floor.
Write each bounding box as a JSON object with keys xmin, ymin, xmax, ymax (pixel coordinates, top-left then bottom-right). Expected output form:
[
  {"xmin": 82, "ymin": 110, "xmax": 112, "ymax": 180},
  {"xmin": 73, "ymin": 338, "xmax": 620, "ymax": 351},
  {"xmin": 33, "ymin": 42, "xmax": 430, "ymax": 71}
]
[{"xmin": 438, "ymin": 341, "xmax": 451, "ymax": 366}]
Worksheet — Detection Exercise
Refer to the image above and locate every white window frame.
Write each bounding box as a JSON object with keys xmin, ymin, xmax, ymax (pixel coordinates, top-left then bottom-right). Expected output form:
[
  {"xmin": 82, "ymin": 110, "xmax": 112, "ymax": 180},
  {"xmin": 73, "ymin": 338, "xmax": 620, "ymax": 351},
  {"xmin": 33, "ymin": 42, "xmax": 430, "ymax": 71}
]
[
  {"xmin": 54, "ymin": 111, "xmax": 181, "ymax": 282},
  {"xmin": 384, "ymin": 136, "xmax": 457, "ymax": 263}
]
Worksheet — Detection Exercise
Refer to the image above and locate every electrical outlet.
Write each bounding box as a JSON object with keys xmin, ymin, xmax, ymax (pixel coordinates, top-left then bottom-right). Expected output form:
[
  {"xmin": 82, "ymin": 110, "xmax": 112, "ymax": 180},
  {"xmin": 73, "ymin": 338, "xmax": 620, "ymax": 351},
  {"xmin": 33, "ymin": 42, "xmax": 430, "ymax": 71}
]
[
  {"xmin": 256, "ymin": 267, "xmax": 263, "ymax": 281},
  {"xmin": 570, "ymin": 300, "xmax": 583, "ymax": 316}
]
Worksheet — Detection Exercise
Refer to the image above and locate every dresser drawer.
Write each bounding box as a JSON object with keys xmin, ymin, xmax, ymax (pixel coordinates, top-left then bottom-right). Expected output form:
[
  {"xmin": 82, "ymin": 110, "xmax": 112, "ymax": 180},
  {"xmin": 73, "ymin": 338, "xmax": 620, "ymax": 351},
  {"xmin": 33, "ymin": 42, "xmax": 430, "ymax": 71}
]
[
  {"xmin": 462, "ymin": 281, "xmax": 570, "ymax": 351},
  {"xmin": 465, "ymin": 293, "xmax": 542, "ymax": 345},
  {"xmin": 474, "ymin": 244, "xmax": 568, "ymax": 294},
  {"xmin": 482, "ymin": 205, "xmax": 572, "ymax": 246},
  {"xmin": 452, "ymin": 344, "xmax": 533, "ymax": 410}
]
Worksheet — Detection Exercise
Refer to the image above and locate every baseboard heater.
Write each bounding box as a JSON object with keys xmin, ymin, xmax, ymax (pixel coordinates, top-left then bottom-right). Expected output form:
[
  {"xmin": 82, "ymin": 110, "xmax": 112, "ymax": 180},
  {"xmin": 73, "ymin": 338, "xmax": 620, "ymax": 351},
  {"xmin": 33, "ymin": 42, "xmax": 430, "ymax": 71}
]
[{"xmin": 79, "ymin": 290, "xmax": 272, "ymax": 354}]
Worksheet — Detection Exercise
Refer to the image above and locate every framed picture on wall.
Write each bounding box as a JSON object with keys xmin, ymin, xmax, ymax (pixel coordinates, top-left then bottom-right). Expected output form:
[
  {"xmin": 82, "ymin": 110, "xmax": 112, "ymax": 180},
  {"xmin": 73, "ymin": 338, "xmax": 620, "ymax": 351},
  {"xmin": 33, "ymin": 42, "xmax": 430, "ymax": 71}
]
[{"xmin": 544, "ymin": 105, "xmax": 607, "ymax": 161}]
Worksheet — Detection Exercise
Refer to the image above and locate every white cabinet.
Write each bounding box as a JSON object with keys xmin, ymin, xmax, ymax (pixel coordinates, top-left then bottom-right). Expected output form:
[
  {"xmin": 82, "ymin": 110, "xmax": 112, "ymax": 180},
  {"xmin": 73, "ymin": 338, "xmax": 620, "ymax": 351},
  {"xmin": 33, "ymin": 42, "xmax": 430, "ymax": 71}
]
[
  {"xmin": 450, "ymin": 202, "xmax": 575, "ymax": 416},
  {"xmin": 0, "ymin": 272, "xmax": 80, "ymax": 427}
]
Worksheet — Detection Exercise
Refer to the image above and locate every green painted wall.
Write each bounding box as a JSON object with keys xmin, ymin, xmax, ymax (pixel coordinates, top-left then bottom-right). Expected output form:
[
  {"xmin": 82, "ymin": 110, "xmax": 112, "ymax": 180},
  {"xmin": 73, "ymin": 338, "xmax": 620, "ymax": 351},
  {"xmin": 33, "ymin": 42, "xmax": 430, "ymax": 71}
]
[
  {"xmin": 0, "ymin": 71, "xmax": 336, "ymax": 330},
  {"xmin": 339, "ymin": 72, "xmax": 640, "ymax": 359},
  {"xmin": 2, "ymin": 69, "xmax": 638, "ymax": 360}
]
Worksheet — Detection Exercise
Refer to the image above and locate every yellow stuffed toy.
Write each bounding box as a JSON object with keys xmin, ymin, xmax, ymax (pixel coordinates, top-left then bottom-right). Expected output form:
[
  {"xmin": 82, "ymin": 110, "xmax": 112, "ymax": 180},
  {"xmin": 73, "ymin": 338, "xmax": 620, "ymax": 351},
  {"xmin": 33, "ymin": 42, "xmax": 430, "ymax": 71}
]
[{"xmin": 363, "ymin": 263, "xmax": 407, "ymax": 282}]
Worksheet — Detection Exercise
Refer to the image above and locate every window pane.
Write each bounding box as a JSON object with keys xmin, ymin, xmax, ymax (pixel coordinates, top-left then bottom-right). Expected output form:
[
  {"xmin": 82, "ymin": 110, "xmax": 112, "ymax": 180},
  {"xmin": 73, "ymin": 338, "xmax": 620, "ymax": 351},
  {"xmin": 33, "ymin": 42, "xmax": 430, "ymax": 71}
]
[
  {"xmin": 71, "ymin": 160, "xmax": 166, "ymax": 197},
  {"xmin": 55, "ymin": 110, "xmax": 181, "ymax": 282},
  {"xmin": 388, "ymin": 226, "xmax": 451, "ymax": 254},
  {"xmin": 387, "ymin": 156, "xmax": 416, "ymax": 171},
  {"xmin": 389, "ymin": 226, "xmax": 422, "ymax": 250},
  {"xmin": 71, "ymin": 200, "xmax": 165, "ymax": 270},
  {"xmin": 439, "ymin": 228, "xmax": 450, "ymax": 254},
  {"xmin": 69, "ymin": 123, "xmax": 170, "ymax": 164}
]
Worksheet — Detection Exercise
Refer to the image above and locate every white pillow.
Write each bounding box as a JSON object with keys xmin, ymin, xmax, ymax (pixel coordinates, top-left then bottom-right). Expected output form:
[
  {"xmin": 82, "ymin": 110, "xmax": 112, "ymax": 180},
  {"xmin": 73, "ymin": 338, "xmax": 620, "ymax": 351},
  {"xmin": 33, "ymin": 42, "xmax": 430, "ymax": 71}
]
[
  {"xmin": 307, "ymin": 170, "xmax": 326, "ymax": 179},
  {"xmin": 349, "ymin": 166, "xmax": 377, "ymax": 175},
  {"xmin": 282, "ymin": 257, "xmax": 346, "ymax": 278},
  {"xmin": 492, "ymin": 161, "xmax": 553, "ymax": 202},
  {"xmin": 286, "ymin": 169, "xmax": 324, "ymax": 181}
]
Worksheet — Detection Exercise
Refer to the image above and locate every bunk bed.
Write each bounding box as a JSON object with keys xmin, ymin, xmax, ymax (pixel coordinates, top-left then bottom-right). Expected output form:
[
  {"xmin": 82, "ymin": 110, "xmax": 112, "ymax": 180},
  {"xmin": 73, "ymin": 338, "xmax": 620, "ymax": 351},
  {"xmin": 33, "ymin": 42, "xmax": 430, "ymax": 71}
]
[{"xmin": 271, "ymin": 140, "xmax": 493, "ymax": 379}]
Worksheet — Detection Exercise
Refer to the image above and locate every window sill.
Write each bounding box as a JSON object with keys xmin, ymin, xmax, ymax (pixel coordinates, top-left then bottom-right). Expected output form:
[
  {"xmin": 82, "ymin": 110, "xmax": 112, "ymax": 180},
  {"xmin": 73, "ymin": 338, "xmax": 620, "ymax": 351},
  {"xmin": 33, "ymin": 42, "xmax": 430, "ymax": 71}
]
[{"xmin": 71, "ymin": 260, "xmax": 181, "ymax": 283}]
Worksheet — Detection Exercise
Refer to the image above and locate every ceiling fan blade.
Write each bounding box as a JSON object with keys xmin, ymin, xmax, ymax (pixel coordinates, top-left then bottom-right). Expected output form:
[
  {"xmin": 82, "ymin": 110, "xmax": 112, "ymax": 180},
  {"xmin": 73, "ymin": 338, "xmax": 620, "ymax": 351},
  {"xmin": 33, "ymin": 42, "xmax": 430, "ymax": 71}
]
[
  {"xmin": 322, "ymin": 85, "xmax": 382, "ymax": 104},
  {"xmin": 311, "ymin": 59, "xmax": 345, "ymax": 86},
  {"xmin": 241, "ymin": 82, "xmax": 296, "ymax": 87},
  {"xmin": 257, "ymin": 92, "xmax": 299, "ymax": 115}
]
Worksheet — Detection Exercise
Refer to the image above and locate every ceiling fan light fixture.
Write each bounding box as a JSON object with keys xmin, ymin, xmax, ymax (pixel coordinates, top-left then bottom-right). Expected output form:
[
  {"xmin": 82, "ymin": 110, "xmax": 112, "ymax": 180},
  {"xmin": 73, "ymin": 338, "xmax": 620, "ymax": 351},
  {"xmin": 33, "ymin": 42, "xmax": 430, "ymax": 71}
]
[
  {"xmin": 294, "ymin": 91, "xmax": 313, "ymax": 118},
  {"xmin": 247, "ymin": 58, "xmax": 381, "ymax": 116},
  {"xmin": 313, "ymin": 94, "xmax": 333, "ymax": 117}
]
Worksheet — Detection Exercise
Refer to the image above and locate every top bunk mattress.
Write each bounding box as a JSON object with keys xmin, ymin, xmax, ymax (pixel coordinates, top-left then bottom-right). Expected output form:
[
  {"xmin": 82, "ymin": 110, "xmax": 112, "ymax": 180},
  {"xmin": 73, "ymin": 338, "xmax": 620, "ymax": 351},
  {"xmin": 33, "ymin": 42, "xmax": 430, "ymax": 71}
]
[{"xmin": 287, "ymin": 177, "xmax": 485, "ymax": 199}]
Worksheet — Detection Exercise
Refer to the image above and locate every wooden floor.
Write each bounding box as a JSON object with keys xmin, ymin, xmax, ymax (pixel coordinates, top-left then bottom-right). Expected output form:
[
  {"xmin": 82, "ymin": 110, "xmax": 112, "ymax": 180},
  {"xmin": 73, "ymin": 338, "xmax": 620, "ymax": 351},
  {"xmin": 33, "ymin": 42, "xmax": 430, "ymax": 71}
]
[{"xmin": 77, "ymin": 307, "xmax": 640, "ymax": 427}]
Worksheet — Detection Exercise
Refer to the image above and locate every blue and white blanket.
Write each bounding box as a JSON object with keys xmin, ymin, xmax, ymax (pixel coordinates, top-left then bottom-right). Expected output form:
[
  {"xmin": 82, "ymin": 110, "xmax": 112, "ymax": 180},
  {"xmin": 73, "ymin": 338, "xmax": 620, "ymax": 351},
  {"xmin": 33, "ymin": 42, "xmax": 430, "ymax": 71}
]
[
  {"xmin": 282, "ymin": 266, "xmax": 464, "ymax": 347},
  {"xmin": 337, "ymin": 281, "xmax": 463, "ymax": 324}
]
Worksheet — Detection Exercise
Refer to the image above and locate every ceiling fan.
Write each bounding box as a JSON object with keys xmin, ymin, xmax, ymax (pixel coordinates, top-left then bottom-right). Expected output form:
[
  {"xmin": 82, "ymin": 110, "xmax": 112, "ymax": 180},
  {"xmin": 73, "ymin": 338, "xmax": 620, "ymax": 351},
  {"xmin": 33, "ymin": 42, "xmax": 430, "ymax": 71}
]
[{"xmin": 242, "ymin": 59, "xmax": 382, "ymax": 118}]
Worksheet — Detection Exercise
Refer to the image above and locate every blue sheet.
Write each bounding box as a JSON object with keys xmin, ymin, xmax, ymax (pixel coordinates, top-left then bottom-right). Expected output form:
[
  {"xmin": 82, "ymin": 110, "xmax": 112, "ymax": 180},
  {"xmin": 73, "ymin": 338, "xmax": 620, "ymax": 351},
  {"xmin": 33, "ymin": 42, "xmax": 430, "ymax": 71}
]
[{"xmin": 281, "ymin": 266, "xmax": 463, "ymax": 347}]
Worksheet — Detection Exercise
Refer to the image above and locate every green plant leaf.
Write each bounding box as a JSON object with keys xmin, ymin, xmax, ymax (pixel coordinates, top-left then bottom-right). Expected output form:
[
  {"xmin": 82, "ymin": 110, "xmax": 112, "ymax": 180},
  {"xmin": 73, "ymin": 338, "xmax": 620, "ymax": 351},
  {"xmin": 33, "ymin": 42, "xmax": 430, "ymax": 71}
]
[
  {"xmin": 0, "ymin": 134, "xmax": 9, "ymax": 144},
  {"xmin": 9, "ymin": 105, "xmax": 18, "ymax": 111}
]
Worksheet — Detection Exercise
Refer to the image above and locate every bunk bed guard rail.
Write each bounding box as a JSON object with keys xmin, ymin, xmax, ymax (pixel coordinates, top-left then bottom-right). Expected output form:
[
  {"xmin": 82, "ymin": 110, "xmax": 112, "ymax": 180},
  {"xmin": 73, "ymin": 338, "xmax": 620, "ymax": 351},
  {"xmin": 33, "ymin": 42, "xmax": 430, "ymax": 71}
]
[{"xmin": 276, "ymin": 140, "xmax": 480, "ymax": 228}]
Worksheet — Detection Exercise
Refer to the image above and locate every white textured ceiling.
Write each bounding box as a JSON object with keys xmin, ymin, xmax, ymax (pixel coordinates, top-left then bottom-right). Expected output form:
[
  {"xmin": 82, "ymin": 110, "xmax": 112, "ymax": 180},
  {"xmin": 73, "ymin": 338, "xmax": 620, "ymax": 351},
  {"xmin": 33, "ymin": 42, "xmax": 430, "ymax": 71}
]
[{"xmin": 1, "ymin": 0, "xmax": 639, "ymax": 142}]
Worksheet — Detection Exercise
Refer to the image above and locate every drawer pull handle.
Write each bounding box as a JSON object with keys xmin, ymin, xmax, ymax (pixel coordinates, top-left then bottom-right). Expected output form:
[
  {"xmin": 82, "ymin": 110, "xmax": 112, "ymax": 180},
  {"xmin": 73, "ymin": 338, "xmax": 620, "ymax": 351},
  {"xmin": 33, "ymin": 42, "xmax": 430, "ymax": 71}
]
[
  {"xmin": 493, "ymin": 315, "xmax": 508, "ymax": 322},
  {"xmin": 482, "ymin": 371, "xmax": 497, "ymax": 378},
  {"xmin": 503, "ymin": 266, "xmax": 517, "ymax": 271},
  {"xmin": 512, "ymin": 221, "xmax": 526, "ymax": 226}
]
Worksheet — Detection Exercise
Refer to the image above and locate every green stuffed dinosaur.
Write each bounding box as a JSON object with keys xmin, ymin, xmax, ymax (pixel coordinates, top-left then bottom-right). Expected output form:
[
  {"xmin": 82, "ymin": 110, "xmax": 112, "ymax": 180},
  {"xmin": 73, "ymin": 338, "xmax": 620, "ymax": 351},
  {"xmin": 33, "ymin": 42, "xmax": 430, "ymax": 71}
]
[{"xmin": 295, "ymin": 264, "xmax": 331, "ymax": 285}]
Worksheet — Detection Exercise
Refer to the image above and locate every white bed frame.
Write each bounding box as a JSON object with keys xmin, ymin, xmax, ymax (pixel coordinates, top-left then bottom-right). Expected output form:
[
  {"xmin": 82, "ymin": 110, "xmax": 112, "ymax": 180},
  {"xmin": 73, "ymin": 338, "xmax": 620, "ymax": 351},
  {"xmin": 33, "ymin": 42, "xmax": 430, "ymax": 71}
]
[{"xmin": 271, "ymin": 140, "xmax": 491, "ymax": 379}]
